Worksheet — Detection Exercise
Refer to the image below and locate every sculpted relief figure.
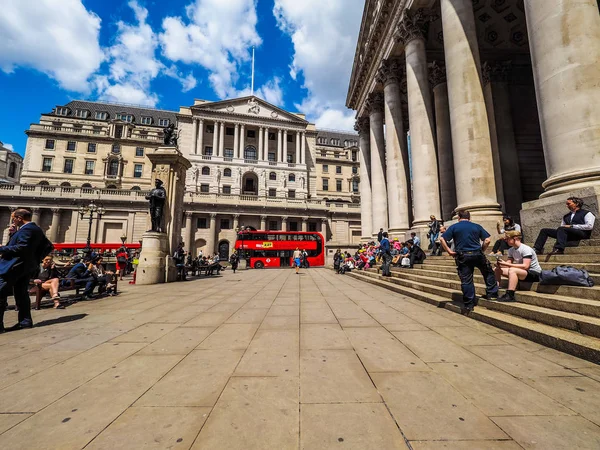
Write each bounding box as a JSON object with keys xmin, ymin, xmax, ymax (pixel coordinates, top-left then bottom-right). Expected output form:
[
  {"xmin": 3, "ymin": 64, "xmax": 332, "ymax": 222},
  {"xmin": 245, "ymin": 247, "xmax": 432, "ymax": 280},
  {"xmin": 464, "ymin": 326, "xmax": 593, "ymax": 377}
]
[
  {"xmin": 247, "ymin": 97, "xmax": 260, "ymax": 115},
  {"xmin": 146, "ymin": 179, "xmax": 167, "ymax": 232},
  {"xmin": 163, "ymin": 123, "xmax": 178, "ymax": 147}
]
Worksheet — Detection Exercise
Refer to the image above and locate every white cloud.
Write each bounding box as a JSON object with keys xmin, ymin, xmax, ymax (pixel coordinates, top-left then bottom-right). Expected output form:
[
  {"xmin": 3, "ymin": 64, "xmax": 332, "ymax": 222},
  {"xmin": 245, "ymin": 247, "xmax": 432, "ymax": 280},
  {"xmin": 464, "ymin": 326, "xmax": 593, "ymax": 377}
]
[
  {"xmin": 159, "ymin": 0, "xmax": 262, "ymax": 98},
  {"xmin": 273, "ymin": 0, "xmax": 363, "ymax": 130},
  {"xmin": 233, "ymin": 77, "xmax": 284, "ymax": 107},
  {"xmin": 3, "ymin": 143, "xmax": 15, "ymax": 152},
  {"xmin": 0, "ymin": 0, "xmax": 103, "ymax": 92}
]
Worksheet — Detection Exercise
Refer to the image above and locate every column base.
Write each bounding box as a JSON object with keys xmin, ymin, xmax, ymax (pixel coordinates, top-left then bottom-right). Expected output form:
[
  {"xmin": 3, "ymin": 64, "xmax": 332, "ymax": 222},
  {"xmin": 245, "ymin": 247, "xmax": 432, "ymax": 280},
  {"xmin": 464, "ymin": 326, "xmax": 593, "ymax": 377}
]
[
  {"xmin": 521, "ymin": 185, "xmax": 600, "ymax": 245},
  {"xmin": 136, "ymin": 232, "xmax": 168, "ymax": 285},
  {"xmin": 388, "ymin": 228, "xmax": 411, "ymax": 241}
]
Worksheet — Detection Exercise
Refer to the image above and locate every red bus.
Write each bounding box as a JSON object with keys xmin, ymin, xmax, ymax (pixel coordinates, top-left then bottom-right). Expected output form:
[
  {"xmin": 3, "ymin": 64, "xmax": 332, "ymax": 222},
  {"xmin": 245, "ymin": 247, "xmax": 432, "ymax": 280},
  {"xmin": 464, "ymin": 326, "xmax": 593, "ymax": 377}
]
[
  {"xmin": 234, "ymin": 231, "xmax": 325, "ymax": 269},
  {"xmin": 52, "ymin": 243, "xmax": 142, "ymax": 255}
]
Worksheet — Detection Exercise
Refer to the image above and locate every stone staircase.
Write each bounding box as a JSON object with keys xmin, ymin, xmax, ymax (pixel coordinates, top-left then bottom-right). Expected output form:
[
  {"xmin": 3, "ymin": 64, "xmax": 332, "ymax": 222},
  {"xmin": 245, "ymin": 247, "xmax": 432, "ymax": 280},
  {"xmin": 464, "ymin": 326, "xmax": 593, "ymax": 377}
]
[{"xmin": 347, "ymin": 240, "xmax": 600, "ymax": 364}]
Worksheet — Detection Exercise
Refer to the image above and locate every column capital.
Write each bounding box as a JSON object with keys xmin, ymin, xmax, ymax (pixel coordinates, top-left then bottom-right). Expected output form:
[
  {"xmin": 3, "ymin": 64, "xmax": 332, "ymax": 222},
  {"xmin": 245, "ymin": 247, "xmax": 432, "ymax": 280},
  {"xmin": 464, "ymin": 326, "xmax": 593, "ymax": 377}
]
[
  {"xmin": 281, "ymin": 216, "xmax": 288, "ymax": 221},
  {"xmin": 396, "ymin": 11, "xmax": 425, "ymax": 45},
  {"xmin": 354, "ymin": 116, "xmax": 370, "ymax": 134},
  {"xmin": 209, "ymin": 213, "xmax": 217, "ymax": 219},
  {"xmin": 185, "ymin": 211, "xmax": 194, "ymax": 218},
  {"xmin": 301, "ymin": 216, "xmax": 309, "ymax": 222},
  {"xmin": 31, "ymin": 207, "xmax": 41, "ymax": 213},
  {"xmin": 260, "ymin": 215, "xmax": 268, "ymax": 220},
  {"xmin": 51, "ymin": 208, "xmax": 61, "ymax": 214},
  {"xmin": 321, "ymin": 218, "xmax": 328, "ymax": 223},
  {"xmin": 365, "ymin": 92, "xmax": 385, "ymax": 114},
  {"xmin": 233, "ymin": 214, "xmax": 240, "ymax": 219},
  {"xmin": 376, "ymin": 58, "xmax": 405, "ymax": 87},
  {"xmin": 428, "ymin": 61, "xmax": 447, "ymax": 87},
  {"xmin": 481, "ymin": 61, "xmax": 512, "ymax": 86}
]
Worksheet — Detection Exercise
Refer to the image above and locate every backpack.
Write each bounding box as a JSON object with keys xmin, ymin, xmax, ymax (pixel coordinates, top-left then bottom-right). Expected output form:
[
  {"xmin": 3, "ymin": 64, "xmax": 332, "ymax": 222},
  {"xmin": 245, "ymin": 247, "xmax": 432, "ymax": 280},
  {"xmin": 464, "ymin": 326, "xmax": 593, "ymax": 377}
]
[
  {"xmin": 117, "ymin": 255, "xmax": 127, "ymax": 264},
  {"xmin": 540, "ymin": 265, "xmax": 595, "ymax": 287}
]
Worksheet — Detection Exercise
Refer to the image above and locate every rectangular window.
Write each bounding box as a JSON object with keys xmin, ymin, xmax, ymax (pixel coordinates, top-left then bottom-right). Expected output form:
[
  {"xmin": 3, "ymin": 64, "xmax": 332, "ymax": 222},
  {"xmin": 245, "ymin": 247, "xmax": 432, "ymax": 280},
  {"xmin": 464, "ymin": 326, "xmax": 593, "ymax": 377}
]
[
  {"xmin": 352, "ymin": 180, "xmax": 359, "ymax": 193},
  {"xmin": 269, "ymin": 220, "xmax": 278, "ymax": 231},
  {"xmin": 204, "ymin": 146, "xmax": 213, "ymax": 156},
  {"xmin": 93, "ymin": 126, "xmax": 103, "ymax": 134},
  {"xmin": 224, "ymin": 148, "xmax": 234, "ymax": 158},
  {"xmin": 220, "ymin": 219, "xmax": 231, "ymax": 229},
  {"xmin": 206, "ymin": 125, "xmax": 214, "ymax": 134},
  {"xmin": 134, "ymin": 164, "xmax": 143, "ymax": 178},
  {"xmin": 336, "ymin": 166, "xmax": 342, "ymax": 174},
  {"xmin": 200, "ymin": 184, "xmax": 209, "ymax": 193},
  {"xmin": 75, "ymin": 109, "xmax": 88, "ymax": 118},
  {"xmin": 352, "ymin": 151, "xmax": 357, "ymax": 162},
  {"xmin": 268, "ymin": 188, "xmax": 277, "ymax": 197},
  {"xmin": 197, "ymin": 217, "xmax": 208, "ymax": 229},
  {"xmin": 336, "ymin": 179, "xmax": 343, "ymax": 192},
  {"xmin": 42, "ymin": 157, "xmax": 53, "ymax": 172},
  {"xmin": 334, "ymin": 152, "xmax": 341, "ymax": 158},
  {"xmin": 288, "ymin": 189, "xmax": 296, "ymax": 199},
  {"xmin": 308, "ymin": 222, "xmax": 317, "ymax": 232},
  {"xmin": 95, "ymin": 111, "xmax": 108, "ymax": 120},
  {"xmin": 158, "ymin": 118, "xmax": 170, "ymax": 127},
  {"xmin": 140, "ymin": 117, "xmax": 152, "ymax": 125},
  {"xmin": 66, "ymin": 141, "xmax": 76, "ymax": 152},
  {"xmin": 322, "ymin": 164, "xmax": 328, "ymax": 173},
  {"xmin": 352, "ymin": 166, "xmax": 357, "ymax": 174},
  {"xmin": 268, "ymin": 152, "xmax": 276, "ymax": 162},
  {"xmin": 287, "ymin": 134, "xmax": 293, "ymax": 143},
  {"xmin": 112, "ymin": 144, "xmax": 121, "ymax": 154},
  {"xmin": 320, "ymin": 150, "xmax": 327, "ymax": 157},
  {"xmin": 87, "ymin": 142, "xmax": 96, "ymax": 153},
  {"xmin": 135, "ymin": 147, "xmax": 144, "ymax": 157},
  {"xmin": 56, "ymin": 107, "xmax": 69, "ymax": 116},
  {"xmin": 247, "ymin": 130, "xmax": 256, "ymax": 138},
  {"xmin": 85, "ymin": 160, "xmax": 95, "ymax": 175},
  {"xmin": 45, "ymin": 139, "xmax": 55, "ymax": 150},
  {"xmin": 268, "ymin": 133, "xmax": 275, "ymax": 141},
  {"xmin": 116, "ymin": 113, "xmax": 133, "ymax": 122},
  {"xmin": 222, "ymin": 185, "xmax": 231, "ymax": 194},
  {"xmin": 322, "ymin": 179, "xmax": 329, "ymax": 191},
  {"xmin": 287, "ymin": 154, "xmax": 293, "ymax": 163},
  {"xmin": 289, "ymin": 221, "xmax": 298, "ymax": 231},
  {"xmin": 226, "ymin": 127, "xmax": 234, "ymax": 136},
  {"xmin": 63, "ymin": 158, "xmax": 74, "ymax": 174}
]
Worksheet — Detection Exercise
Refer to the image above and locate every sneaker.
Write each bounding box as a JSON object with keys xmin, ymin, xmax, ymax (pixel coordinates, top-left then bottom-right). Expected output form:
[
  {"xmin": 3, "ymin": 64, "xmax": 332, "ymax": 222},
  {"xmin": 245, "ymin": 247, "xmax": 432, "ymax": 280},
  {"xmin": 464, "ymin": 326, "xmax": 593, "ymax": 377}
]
[
  {"xmin": 549, "ymin": 248, "xmax": 564, "ymax": 255},
  {"xmin": 481, "ymin": 293, "xmax": 499, "ymax": 300},
  {"xmin": 533, "ymin": 248, "xmax": 544, "ymax": 255},
  {"xmin": 497, "ymin": 293, "xmax": 516, "ymax": 302}
]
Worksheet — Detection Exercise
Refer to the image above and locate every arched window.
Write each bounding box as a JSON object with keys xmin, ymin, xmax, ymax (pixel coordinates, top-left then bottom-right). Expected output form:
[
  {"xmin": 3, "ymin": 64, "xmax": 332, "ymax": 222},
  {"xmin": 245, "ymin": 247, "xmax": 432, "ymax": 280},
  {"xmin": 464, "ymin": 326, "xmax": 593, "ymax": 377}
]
[
  {"xmin": 8, "ymin": 162, "xmax": 16, "ymax": 178},
  {"xmin": 224, "ymin": 168, "xmax": 232, "ymax": 177},
  {"xmin": 38, "ymin": 180, "xmax": 49, "ymax": 186},
  {"xmin": 106, "ymin": 184, "xmax": 117, "ymax": 189},
  {"xmin": 288, "ymin": 173, "xmax": 295, "ymax": 182},
  {"xmin": 60, "ymin": 182, "xmax": 71, "ymax": 187},
  {"xmin": 244, "ymin": 145, "xmax": 257, "ymax": 160},
  {"xmin": 131, "ymin": 186, "xmax": 141, "ymax": 190},
  {"xmin": 201, "ymin": 166, "xmax": 210, "ymax": 176},
  {"xmin": 269, "ymin": 172, "xmax": 277, "ymax": 181},
  {"xmin": 82, "ymin": 183, "xmax": 92, "ymax": 188}
]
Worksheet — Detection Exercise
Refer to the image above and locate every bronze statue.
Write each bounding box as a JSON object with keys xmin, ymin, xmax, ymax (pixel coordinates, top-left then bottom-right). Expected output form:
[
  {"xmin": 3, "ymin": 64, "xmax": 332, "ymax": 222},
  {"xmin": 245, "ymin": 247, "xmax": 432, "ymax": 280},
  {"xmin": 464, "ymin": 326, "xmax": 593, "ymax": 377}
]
[
  {"xmin": 146, "ymin": 179, "xmax": 166, "ymax": 232},
  {"xmin": 163, "ymin": 123, "xmax": 178, "ymax": 147}
]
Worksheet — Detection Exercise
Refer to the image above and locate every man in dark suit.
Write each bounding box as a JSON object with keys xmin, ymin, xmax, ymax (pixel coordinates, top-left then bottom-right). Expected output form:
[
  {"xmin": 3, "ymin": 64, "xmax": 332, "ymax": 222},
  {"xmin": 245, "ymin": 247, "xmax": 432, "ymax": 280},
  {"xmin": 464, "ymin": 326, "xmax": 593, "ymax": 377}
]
[{"xmin": 0, "ymin": 208, "xmax": 53, "ymax": 332}]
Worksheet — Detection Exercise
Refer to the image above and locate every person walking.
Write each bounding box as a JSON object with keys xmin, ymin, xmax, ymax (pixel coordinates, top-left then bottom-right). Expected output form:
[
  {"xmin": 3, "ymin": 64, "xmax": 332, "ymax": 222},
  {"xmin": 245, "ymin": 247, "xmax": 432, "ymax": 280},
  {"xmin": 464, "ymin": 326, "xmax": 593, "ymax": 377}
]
[
  {"xmin": 379, "ymin": 232, "xmax": 392, "ymax": 277},
  {"xmin": 293, "ymin": 247, "xmax": 302, "ymax": 274},
  {"xmin": 0, "ymin": 208, "xmax": 53, "ymax": 332},
  {"xmin": 115, "ymin": 247, "xmax": 128, "ymax": 281},
  {"xmin": 440, "ymin": 210, "xmax": 499, "ymax": 314},
  {"xmin": 0, "ymin": 217, "xmax": 17, "ymax": 325},
  {"xmin": 229, "ymin": 251, "xmax": 239, "ymax": 273},
  {"xmin": 377, "ymin": 228, "xmax": 384, "ymax": 243},
  {"xmin": 427, "ymin": 215, "xmax": 441, "ymax": 255}
]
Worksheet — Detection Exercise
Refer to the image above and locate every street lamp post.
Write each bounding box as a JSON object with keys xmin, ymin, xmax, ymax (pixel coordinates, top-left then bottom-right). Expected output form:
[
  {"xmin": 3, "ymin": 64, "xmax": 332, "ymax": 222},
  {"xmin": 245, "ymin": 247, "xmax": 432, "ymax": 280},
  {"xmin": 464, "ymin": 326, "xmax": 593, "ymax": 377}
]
[
  {"xmin": 78, "ymin": 201, "xmax": 106, "ymax": 256},
  {"xmin": 236, "ymin": 225, "xmax": 247, "ymax": 269},
  {"xmin": 120, "ymin": 234, "xmax": 127, "ymax": 248}
]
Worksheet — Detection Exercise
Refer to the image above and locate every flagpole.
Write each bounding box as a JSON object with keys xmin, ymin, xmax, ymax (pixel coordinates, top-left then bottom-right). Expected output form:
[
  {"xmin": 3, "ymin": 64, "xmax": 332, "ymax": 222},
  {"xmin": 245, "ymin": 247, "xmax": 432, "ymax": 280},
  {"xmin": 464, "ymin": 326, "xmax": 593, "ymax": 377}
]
[{"xmin": 251, "ymin": 46, "xmax": 255, "ymax": 97}]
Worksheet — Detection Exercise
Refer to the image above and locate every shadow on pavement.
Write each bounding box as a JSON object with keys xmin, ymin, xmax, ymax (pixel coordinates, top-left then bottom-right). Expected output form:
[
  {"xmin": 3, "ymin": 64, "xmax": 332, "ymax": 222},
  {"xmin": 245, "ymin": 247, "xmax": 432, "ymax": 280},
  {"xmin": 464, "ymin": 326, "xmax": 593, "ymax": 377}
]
[{"xmin": 35, "ymin": 314, "xmax": 88, "ymax": 328}]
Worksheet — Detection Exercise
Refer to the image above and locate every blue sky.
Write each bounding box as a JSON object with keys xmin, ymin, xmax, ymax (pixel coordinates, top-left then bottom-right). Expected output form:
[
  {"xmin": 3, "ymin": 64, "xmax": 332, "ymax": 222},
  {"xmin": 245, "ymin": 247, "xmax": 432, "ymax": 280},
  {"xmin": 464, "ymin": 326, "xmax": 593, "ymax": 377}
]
[{"xmin": 0, "ymin": 0, "xmax": 364, "ymax": 156}]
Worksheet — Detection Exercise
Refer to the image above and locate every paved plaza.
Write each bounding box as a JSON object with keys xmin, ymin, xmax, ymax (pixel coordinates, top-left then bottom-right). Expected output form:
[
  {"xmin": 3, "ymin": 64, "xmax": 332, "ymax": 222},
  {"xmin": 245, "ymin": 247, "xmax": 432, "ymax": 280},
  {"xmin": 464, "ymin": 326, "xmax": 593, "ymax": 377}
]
[{"xmin": 0, "ymin": 268, "xmax": 599, "ymax": 449}]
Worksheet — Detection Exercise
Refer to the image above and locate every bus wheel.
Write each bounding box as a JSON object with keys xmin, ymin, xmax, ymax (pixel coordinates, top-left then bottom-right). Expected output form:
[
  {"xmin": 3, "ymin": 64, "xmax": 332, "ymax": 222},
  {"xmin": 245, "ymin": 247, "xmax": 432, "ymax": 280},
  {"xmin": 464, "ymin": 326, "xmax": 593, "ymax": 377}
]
[{"xmin": 254, "ymin": 261, "xmax": 264, "ymax": 269}]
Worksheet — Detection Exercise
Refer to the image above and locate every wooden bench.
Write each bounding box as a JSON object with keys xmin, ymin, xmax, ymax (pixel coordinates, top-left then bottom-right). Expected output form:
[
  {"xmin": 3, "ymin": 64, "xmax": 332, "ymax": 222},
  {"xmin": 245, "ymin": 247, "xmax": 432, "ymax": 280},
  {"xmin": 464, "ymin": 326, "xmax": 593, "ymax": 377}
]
[{"xmin": 31, "ymin": 273, "xmax": 119, "ymax": 310}]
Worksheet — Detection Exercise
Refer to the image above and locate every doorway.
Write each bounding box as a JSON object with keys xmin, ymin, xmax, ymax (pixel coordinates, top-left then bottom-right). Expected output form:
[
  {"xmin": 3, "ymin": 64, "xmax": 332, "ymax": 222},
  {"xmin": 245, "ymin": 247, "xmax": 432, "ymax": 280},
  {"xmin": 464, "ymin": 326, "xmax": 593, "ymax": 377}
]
[
  {"xmin": 218, "ymin": 240, "xmax": 230, "ymax": 260},
  {"xmin": 242, "ymin": 171, "xmax": 258, "ymax": 195}
]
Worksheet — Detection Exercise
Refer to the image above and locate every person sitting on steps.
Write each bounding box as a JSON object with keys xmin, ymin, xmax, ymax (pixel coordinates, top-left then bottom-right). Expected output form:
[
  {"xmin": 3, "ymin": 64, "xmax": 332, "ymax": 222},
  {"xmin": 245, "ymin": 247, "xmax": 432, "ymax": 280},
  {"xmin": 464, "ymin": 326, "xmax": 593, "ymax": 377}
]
[
  {"xmin": 494, "ymin": 231, "xmax": 542, "ymax": 302},
  {"xmin": 533, "ymin": 197, "xmax": 596, "ymax": 255},
  {"xmin": 490, "ymin": 216, "xmax": 521, "ymax": 256}
]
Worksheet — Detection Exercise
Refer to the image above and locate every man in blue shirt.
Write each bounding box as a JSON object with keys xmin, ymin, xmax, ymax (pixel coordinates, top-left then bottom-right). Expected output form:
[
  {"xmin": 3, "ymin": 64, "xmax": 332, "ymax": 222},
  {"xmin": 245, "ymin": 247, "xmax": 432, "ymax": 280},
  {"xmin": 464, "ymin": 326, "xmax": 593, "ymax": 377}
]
[
  {"xmin": 379, "ymin": 232, "xmax": 392, "ymax": 276},
  {"xmin": 440, "ymin": 210, "xmax": 498, "ymax": 314}
]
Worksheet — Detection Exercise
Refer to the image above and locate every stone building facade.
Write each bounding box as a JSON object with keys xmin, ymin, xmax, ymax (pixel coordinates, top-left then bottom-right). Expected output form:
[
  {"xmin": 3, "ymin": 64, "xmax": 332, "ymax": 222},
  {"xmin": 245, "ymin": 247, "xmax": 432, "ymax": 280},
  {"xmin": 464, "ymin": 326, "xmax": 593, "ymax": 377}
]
[
  {"xmin": 1, "ymin": 98, "xmax": 361, "ymax": 260},
  {"xmin": 0, "ymin": 141, "xmax": 23, "ymax": 185},
  {"xmin": 348, "ymin": 0, "xmax": 600, "ymax": 240}
]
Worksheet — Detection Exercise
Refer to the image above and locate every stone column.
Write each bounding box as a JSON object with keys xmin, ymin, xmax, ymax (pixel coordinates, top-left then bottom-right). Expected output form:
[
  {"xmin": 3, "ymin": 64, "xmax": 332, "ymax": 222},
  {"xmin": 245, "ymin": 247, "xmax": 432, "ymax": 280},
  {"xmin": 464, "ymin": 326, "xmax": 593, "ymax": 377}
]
[
  {"xmin": 198, "ymin": 120, "xmax": 204, "ymax": 155},
  {"xmin": 429, "ymin": 61, "xmax": 457, "ymax": 222},
  {"xmin": 233, "ymin": 124, "xmax": 240, "ymax": 159},
  {"xmin": 301, "ymin": 216, "xmax": 308, "ymax": 232},
  {"xmin": 524, "ymin": 0, "xmax": 600, "ymax": 195},
  {"xmin": 295, "ymin": 132, "xmax": 301, "ymax": 164},
  {"xmin": 219, "ymin": 122, "xmax": 225, "ymax": 157},
  {"xmin": 31, "ymin": 208, "xmax": 41, "ymax": 225},
  {"xmin": 281, "ymin": 216, "xmax": 288, "ymax": 232},
  {"xmin": 440, "ymin": 0, "xmax": 502, "ymax": 224},
  {"xmin": 398, "ymin": 15, "xmax": 441, "ymax": 228},
  {"xmin": 212, "ymin": 121, "xmax": 219, "ymax": 155},
  {"xmin": 258, "ymin": 127, "xmax": 264, "ymax": 161},
  {"xmin": 49, "ymin": 208, "xmax": 61, "ymax": 242},
  {"xmin": 483, "ymin": 61, "xmax": 523, "ymax": 218},
  {"xmin": 207, "ymin": 213, "xmax": 217, "ymax": 254},
  {"xmin": 366, "ymin": 92, "xmax": 388, "ymax": 233},
  {"xmin": 192, "ymin": 119, "xmax": 199, "ymax": 155},
  {"xmin": 260, "ymin": 215, "xmax": 267, "ymax": 231},
  {"xmin": 233, "ymin": 214, "xmax": 240, "ymax": 231},
  {"xmin": 264, "ymin": 128, "xmax": 270, "ymax": 161},
  {"xmin": 239, "ymin": 125, "xmax": 245, "ymax": 159},
  {"xmin": 277, "ymin": 129, "xmax": 283, "ymax": 162},
  {"xmin": 377, "ymin": 58, "xmax": 411, "ymax": 234},
  {"xmin": 301, "ymin": 132, "xmax": 306, "ymax": 164},
  {"xmin": 283, "ymin": 130, "xmax": 288, "ymax": 163},
  {"xmin": 356, "ymin": 117, "xmax": 373, "ymax": 240},
  {"xmin": 321, "ymin": 218, "xmax": 328, "ymax": 240},
  {"xmin": 185, "ymin": 211, "xmax": 194, "ymax": 253}
]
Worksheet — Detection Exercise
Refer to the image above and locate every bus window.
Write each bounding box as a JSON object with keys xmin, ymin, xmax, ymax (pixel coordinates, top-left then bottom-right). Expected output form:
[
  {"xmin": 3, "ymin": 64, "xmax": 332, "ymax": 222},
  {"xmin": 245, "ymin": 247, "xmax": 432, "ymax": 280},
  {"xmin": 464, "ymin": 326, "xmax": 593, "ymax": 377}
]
[{"xmin": 267, "ymin": 234, "xmax": 277, "ymax": 241}]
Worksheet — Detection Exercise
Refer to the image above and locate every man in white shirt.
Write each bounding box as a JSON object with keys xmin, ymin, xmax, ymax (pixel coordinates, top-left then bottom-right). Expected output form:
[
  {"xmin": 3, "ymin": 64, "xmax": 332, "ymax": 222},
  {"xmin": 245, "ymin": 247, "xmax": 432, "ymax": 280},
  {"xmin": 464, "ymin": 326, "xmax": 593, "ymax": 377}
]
[
  {"xmin": 495, "ymin": 231, "xmax": 542, "ymax": 302},
  {"xmin": 533, "ymin": 197, "xmax": 596, "ymax": 255},
  {"xmin": 410, "ymin": 232, "xmax": 421, "ymax": 248}
]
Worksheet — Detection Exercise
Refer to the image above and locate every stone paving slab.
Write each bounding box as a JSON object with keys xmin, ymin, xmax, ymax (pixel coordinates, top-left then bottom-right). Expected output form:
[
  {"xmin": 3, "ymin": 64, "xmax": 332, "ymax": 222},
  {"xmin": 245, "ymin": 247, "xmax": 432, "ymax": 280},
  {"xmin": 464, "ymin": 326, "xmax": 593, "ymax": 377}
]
[{"xmin": 0, "ymin": 268, "xmax": 599, "ymax": 448}]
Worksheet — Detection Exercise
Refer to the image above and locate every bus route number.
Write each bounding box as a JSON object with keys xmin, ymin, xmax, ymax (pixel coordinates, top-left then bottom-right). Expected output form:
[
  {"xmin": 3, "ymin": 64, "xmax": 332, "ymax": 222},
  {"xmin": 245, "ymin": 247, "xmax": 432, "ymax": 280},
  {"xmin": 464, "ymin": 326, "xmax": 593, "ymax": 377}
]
[{"xmin": 262, "ymin": 242, "xmax": 273, "ymax": 248}]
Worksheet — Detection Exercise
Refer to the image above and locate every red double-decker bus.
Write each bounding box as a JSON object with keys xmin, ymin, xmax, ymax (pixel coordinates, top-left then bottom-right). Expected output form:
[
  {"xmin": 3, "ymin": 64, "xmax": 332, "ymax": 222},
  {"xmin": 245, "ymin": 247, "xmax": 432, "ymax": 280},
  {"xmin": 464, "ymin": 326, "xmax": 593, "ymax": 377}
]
[
  {"xmin": 52, "ymin": 243, "xmax": 142, "ymax": 255},
  {"xmin": 234, "ymin": 231, "xmax": 325, "ymax": 269}
]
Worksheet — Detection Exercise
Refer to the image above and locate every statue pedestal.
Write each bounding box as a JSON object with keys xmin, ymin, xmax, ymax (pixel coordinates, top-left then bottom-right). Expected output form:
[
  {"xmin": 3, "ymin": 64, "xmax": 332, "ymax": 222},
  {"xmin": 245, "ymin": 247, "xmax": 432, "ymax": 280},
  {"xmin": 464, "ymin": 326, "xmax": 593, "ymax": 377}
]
[{"xmin": 136, "ymin": 232, "xmax": 169, "ymax": 285}]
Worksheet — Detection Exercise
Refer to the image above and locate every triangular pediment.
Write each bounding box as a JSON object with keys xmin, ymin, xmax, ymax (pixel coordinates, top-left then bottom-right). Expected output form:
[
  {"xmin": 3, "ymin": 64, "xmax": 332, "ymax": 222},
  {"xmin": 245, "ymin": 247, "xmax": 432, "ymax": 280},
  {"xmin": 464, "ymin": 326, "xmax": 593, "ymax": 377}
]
[{"xmin": 191, "ymin": 96, "xmax": 308, "ymax": 124}]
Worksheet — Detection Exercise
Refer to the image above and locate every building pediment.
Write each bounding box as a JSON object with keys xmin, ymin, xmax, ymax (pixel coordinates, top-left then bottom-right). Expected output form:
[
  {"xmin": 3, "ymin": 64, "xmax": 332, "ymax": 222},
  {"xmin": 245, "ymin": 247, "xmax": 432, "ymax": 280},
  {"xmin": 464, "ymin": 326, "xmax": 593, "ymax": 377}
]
[{"xmin": 191, "ymin": 96, "xmax": 308, "ymax": 124}]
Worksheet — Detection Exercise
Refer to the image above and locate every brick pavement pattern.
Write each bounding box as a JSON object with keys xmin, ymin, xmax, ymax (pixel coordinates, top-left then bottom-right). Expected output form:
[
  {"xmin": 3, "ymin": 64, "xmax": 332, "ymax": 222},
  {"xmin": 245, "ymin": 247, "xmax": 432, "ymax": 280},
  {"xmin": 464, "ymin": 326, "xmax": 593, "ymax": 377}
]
[{"xmin": 0, "ymin": 268, "xmax": 599, "ymax": 449}]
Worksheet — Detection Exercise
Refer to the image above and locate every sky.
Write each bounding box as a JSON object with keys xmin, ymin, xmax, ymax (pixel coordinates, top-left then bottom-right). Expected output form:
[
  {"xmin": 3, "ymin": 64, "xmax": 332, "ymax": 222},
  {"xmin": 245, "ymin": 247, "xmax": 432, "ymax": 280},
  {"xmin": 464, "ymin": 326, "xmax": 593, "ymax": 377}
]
[{"xmin": 0, "ymin": 0, "xmax": 364, "ymax": 156}]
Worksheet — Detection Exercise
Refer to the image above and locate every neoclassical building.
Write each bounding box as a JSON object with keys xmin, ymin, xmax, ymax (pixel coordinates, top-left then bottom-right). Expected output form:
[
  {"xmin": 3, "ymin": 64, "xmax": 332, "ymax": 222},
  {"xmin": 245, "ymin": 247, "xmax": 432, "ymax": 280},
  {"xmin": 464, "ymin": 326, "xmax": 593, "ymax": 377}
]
[
  {"xmin": 348, "ymin": 0, "xmax": 600, "ymax": 240},
  {"xmin": 0, "ymin": 98, "xmax": 361, "ymax": 259},
  {"xmin": 0, "ymin": 141, "xmax": 22, "ymax": 185}
]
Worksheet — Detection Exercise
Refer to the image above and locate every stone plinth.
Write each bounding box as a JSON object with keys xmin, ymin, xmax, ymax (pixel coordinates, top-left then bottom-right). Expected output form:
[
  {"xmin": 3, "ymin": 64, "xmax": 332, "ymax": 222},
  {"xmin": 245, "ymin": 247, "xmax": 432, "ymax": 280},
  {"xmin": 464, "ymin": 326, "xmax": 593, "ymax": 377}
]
[{"xmin": 136, "ymin": 232, "xmax": 169, "ymax": 285}]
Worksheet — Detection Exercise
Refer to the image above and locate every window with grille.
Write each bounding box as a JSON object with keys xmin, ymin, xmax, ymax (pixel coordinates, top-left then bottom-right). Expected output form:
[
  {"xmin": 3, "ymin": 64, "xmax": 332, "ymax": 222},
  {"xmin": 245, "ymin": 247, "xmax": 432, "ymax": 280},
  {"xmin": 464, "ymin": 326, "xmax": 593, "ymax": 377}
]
[
  {"xmin": 224, "ymin": 148, "xmax": 234, "ymax": 158},
  {"xmin": 269, "ymin": 220, "xmax": 278, "ymax": 230},
  {"xmin": 336, "ymin": 179, "xmax": 342, "ymax": 192},
  {"xmin": 135, "ymin": 147, "xmax": 144, "ymax": 157},
  {"xmin": 224, "ymin": 168, "xmax": 232, "ymax": 177},
  {"xmin": 202, "ymin": 166, "xmax": 210, "ymax": 175},
  {"xmin": 220, "ymin": 219, "xmax": 231, "ymax": 229},
  {"xmin": 42, "ymin": 158, "xmax": 53, "ymax": 172},
  {"xmin": 134, "ymin": 164, "xmax": 143, "ymax": 178},
  {"xmin": 87, "ymin": 143, "xmax": 96, "ymax": 153},
  {"xmin": 141, "ymin": 117, "xmax": 152, "ymax": 125},
  {"xmin": 226, "ymin": 127, "xmax": 234, "ymax": 136},
  {"xmin": 63, "ymin": 159, "xmax": 74, "ymax": 174},
  {"xmin": 45, "ymin": 139, "xmax": 55, "ymax": 150},
  {"xmin": 288, "ymin": 190, "xmax": 296, "ymax": 199},
  {"xmin": 322, "ymin": 179, "xmax": 328, "ymax": 191},
  {"xmin": 66, "ymin": 141, "xmax": 76, "ymax": 152},
  {"xmin": 269, "ymin": 172, "xmax": 277, "ymax": 180},
  {"xmin": 200, "ymin": 184, "xmax": 209, "ymax": 193},
  {"xmin": 222, "ymin": 185, "xmax": 231, "ymax": 194},
  {"xmin": 158, "ymin": 118, "xmax": 170, "ymax": 127},
  {"xmin": 85, "ymin": 160, "xmax": 95, "ymax": 175},
  {"xmin": 204, "ymin": 146, "xmax": 213, "ymax": 156},
  {"xmin": 197, "ymin": 218, "xmax": 207, "ymax": 228},
  {"xmin": 269, "ymin": 188, "xmax": 277, "ymax": 197},
  {"xmin": 336, "ymin": 166, "xmax": 342, "ymax": 174},
  {"xmin": 95, "ymin": 111, "xmax": 108, "ymax": 120}
]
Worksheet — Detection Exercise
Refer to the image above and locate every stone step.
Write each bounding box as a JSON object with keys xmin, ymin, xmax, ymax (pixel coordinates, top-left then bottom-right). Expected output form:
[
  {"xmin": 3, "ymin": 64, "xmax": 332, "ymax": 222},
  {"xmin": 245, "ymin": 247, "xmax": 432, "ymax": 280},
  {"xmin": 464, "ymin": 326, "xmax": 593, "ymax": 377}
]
[
  {"xmin": 420, "ymin": 253, "xmax": 600, "ymax": 265},
  {"xmin": 417, "ymin": 262, "xmax": 600, "ymax": 274},
  {"xmin": 347, "ymin": 270, "xmax": 600, "ymax": 363},
  {"xmin": 387, "ymin": 267, "xmax": 600, "ymax": 303},
  {"xmin": 564, "ymin": 246, "xmax": 600, "ymax": 254}
]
